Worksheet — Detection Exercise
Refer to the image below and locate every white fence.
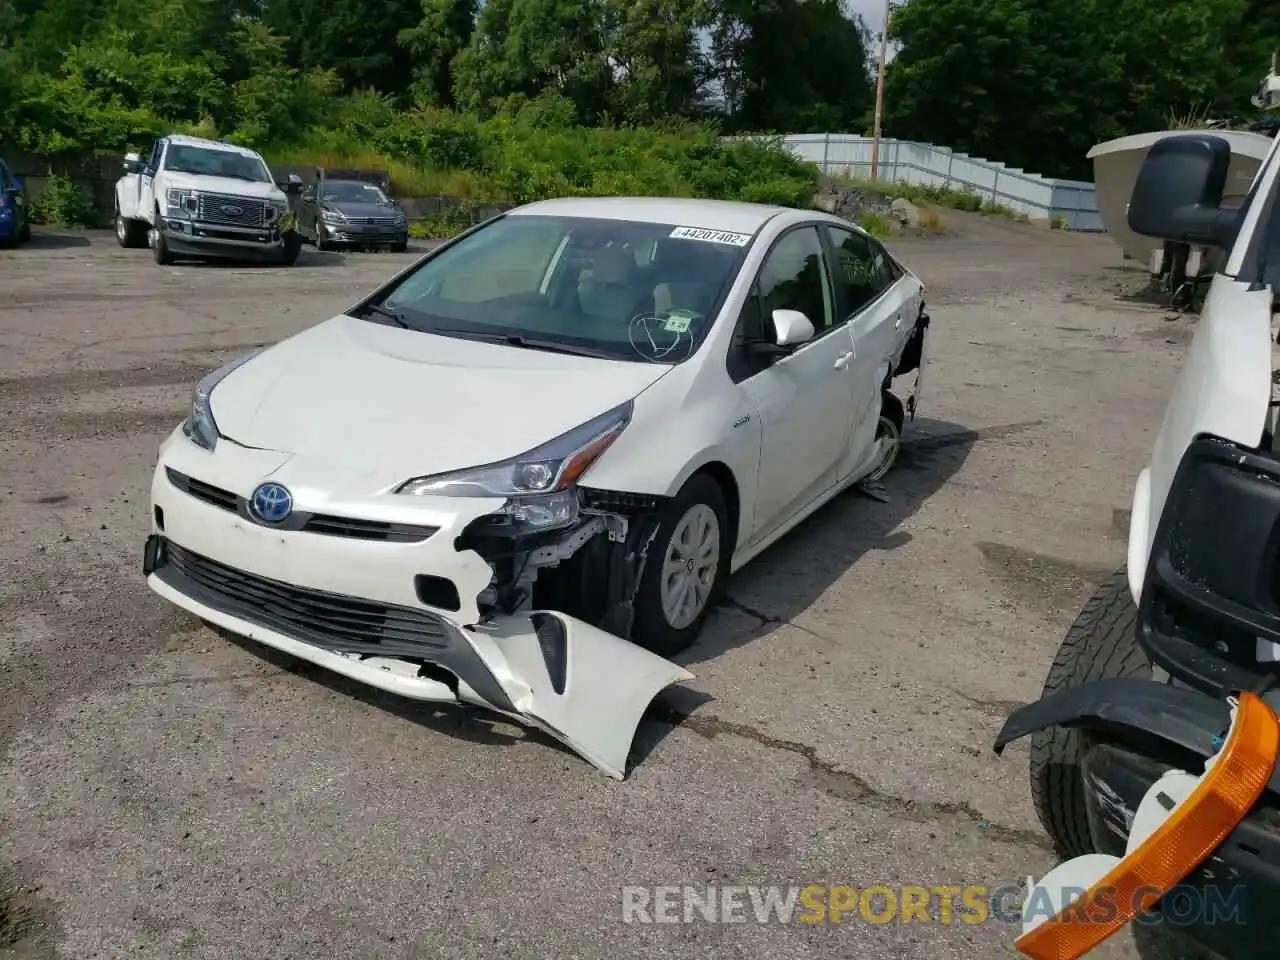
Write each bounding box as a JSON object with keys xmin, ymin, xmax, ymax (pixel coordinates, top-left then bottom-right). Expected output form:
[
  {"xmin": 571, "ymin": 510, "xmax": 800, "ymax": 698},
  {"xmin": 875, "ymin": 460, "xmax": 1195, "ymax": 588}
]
[{"xmin": 777, "ymin": 134, "xmax": 1103, "ymax": 232}]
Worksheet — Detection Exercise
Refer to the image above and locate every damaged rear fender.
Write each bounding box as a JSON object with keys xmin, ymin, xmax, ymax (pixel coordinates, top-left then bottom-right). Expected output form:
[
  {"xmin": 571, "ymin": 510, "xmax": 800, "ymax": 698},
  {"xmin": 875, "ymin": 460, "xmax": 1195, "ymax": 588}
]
[{"xmin": 465, "ymin": 611, "xmax": 694, "ymax": 780}]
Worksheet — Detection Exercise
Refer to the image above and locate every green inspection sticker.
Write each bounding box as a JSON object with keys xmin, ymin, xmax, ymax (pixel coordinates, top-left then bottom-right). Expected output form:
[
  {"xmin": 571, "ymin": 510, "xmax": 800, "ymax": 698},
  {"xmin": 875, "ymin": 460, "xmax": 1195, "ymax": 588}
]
[{"xmin": 662, "ymin": 310, "xmax": 699, "ymax": 333}]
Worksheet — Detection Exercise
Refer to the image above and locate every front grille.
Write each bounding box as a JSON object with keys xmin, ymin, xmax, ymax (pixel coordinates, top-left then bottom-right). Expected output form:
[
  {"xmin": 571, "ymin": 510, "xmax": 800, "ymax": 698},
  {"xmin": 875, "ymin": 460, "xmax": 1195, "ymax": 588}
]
[
  {"xmin": 352, "ymin": 217, "xmax": 401, "ymax": 226},
  {"xmin": 197, "ymin": 193, "xmax": 270, "ymax": 228},
  {"xmin": 303, "ymin": 514, "xmax": 438, "ymax": 543},
  {"xmin": 159, "ymin": 541, "xmax": 452, "ymax": 656},
  {"xmin": 165, "ymin": 468, "xmax": 437, "ymax": 542},
  {"xmin": 167, "ymin": 468, "xmax": 237, "ymax": 511}
]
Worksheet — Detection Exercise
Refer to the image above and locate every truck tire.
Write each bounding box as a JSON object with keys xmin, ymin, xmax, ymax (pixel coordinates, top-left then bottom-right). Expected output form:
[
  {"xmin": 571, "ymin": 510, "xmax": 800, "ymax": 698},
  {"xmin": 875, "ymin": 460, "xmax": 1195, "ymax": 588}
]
[
  {"xmin": 1029, "ymin": 569, "xmax": 1152, "ymax": 860},
  {"xmin": 278, "ymin": 231, "xmax": 302, "ymax": 265},
  {"xmin": 115, "ymin": 208, "xmax": 146, "ymax": 248},
  {"xmin": 151, "ymin": 214, "xmax": 174, "ymax": 265}
]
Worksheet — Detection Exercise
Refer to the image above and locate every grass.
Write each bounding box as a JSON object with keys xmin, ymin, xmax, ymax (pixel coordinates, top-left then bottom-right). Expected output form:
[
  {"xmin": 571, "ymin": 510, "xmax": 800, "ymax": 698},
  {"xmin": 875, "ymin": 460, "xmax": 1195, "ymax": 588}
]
[
  {"xmin": 266, "ymin": 145, "xmax": 494, "ymax": 199},
  {"xmin": 838, "ymin": 175, "xmax": 1025, "ymax": 220},
  {"xmin": 857, "ymin": 211, "xmax": 892, "ymax": 238}
]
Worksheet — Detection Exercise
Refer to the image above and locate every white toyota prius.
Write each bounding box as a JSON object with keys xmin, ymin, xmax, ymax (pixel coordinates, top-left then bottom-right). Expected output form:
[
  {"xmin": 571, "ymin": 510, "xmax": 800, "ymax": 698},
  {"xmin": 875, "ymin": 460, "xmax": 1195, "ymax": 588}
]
[{"xmin": 144, "ymin": 196, "xmax": 931, "ymax": 778}]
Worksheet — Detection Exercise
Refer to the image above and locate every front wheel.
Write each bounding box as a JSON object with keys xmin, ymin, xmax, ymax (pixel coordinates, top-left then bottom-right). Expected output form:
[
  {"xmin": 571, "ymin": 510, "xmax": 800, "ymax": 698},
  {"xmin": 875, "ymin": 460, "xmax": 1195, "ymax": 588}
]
[
  {"xmin": 1029, "ymin": 569, "xmax": 1152, "ymax": 859},
  {"xmin": 278, "ymin": 230, "xmax": 302, "ymax": 265},
  {"xmin": 630, "ymin": 474, "xmax": 731, "ymax": 657},
  {"xmin": 151, "ymin": 220, "xmax": 173, "ymax": 265},
  {"xmin": 17, "ymin": 217, "xmax": 30, "ymax": 243}
]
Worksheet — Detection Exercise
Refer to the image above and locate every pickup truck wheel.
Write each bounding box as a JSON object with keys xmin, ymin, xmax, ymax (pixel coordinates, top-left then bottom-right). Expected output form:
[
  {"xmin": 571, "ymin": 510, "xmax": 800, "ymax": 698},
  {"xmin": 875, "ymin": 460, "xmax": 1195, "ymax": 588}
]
[
  {"xmin": 1029, "ymin": 569, "xmax": 1151, "ymax": 860},
  {"xmin": 630, "ymin": 473, "xmax": 730, "ymax": 657},
  {"xmin": 151, "ymin": 221, "xmax": 174, "ymax": 265},
  {"xmin": 115, "ymin": 210, "xmax": 145, "ymax": 248},
  {"xmin": 278, "ymin": 230, "xmax": 302, "ymax": 266}
]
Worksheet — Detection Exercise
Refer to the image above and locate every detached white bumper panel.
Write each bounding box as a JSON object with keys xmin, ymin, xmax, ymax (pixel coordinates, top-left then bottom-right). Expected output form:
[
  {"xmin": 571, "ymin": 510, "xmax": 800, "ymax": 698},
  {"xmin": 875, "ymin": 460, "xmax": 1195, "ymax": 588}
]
[{"xmin": 145, "ymin": 543, "xmax": 693, "ymax": 779}]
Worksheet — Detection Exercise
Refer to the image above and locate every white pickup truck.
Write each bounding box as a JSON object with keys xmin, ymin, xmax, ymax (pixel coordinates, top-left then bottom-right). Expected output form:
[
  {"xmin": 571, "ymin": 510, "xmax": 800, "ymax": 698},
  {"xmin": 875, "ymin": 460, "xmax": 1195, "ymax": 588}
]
[{"xmin": 114, "ymin": 133, "xmax": 302, "ymax": 266}]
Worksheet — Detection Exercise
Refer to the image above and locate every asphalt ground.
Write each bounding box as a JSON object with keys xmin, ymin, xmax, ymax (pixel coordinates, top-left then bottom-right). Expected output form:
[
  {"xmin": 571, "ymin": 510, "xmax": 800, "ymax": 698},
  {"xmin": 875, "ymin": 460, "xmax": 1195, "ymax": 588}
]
[{"xmin": 0, "ymin": 218, "xmax": 1207, "ymax": 959}]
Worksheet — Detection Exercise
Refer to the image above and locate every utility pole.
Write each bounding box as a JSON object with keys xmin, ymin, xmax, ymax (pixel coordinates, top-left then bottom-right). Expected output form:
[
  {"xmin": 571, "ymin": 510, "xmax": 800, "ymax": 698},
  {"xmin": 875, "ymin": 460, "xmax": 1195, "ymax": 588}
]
[{"xmin": 870, "ymin": 0, "xmax": 891, "ymax": 180}]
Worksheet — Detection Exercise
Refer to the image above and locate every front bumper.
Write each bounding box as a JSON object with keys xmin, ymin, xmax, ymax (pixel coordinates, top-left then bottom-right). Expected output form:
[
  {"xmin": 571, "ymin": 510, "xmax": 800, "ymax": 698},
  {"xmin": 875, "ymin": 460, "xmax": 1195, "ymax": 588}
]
[
  {"xmin": 996, "ymin": 679, "xmax": 1280, "ymax": 955},
  {"xmin": 144, "ymin": 434, "xmax": 692, "ymax": 778},
  {"xmin": 319, "ymin": 220, "xmax": 408, "ymax": 245},
  {"xmin": 159, "ymin": 216, "xmax": 287, "ymax": 260}
]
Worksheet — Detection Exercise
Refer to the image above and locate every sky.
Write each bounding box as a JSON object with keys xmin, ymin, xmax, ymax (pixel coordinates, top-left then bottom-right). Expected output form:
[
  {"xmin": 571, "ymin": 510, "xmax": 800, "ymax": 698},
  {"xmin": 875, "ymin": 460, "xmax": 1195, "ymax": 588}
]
[{"xmin": 849, "ymin": 0, "xmax": 890, "ymax": 37}]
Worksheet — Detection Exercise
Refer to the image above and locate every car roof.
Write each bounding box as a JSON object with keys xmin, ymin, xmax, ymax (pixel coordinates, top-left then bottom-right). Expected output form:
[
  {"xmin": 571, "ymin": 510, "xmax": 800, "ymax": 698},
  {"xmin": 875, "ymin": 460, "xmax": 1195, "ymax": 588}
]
[
  {"xmin": 509, "ymin": 197, "xmax": 793, "ymax": 235},
  {"xmin": 164, "ymin": 134, "xmax": 261, "ymax": 158}
]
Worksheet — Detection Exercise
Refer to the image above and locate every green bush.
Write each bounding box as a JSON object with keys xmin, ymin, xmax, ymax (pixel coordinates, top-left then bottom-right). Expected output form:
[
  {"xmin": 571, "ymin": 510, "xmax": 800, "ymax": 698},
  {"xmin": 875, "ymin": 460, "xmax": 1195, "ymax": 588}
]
[
  {"xmin": 32, "ymin": 174, "xmax": 96, "ymax": 226},
  {"xmin": 268, "ymin": 108, "xmax": 821, "ymax": 210}
]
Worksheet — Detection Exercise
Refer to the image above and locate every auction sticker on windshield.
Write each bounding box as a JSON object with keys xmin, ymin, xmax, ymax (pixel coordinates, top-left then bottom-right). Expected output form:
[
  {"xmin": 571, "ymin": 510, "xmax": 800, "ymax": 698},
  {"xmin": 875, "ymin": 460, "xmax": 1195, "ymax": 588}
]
[{"xmin": 669, "ymin": 226, "xmax": 753, "ymax": 246}]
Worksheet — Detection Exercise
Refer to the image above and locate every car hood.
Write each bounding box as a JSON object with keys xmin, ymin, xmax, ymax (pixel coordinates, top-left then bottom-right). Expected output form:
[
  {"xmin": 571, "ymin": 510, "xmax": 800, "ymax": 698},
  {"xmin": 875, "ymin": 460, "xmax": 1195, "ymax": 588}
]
[
  {"xmin": 210, "ymin": 315, "xmax": 671, "ymax": 485},
  {"xmin": 165, "ymin": 172, "xmax": 285, "ymax": 202},
  {"xmin": 324, "ymin": 201, "xmax": 402, "ymax": 218}
]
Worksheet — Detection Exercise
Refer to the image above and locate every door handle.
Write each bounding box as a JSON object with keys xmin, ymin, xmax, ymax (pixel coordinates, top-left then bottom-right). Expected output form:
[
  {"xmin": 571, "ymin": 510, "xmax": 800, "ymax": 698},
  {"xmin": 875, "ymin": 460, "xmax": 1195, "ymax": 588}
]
[
  {"xmin": 895, "ymin": 312, "xmax": 904, "ymax": 329},
  {"xmin": 834, "ymin": 351, "xmax": 853, "ymax": 370}
]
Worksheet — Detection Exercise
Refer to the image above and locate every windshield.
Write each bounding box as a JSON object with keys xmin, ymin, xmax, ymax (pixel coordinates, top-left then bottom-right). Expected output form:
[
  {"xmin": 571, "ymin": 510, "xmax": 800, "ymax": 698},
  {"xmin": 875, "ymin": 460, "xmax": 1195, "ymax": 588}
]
[
  {"xmin": 373, "ymin": 215, "xmax": 752, "ymax": 363},
  {"xmin": 164, "ymin": 145, "xmax": 272, "ymax": 183},
  {"xmin": 322, "ymin": 181, "xmax": 390, "ymax": 204}
]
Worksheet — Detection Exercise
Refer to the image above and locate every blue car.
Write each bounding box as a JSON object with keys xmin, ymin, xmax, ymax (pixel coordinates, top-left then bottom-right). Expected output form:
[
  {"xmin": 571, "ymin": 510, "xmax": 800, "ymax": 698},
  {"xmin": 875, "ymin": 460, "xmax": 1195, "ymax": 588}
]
[{"xmin": 0, "ymin": 157, "xmax": 32, "ymax": 246}]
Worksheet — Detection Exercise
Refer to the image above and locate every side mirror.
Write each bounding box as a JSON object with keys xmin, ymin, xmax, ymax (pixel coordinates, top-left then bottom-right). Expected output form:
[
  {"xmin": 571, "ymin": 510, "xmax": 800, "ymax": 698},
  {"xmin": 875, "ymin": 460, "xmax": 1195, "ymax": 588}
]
[
  {"xmin": 1127, "ymin": 134, "xmax": 1240, "ymax": 249},
  {"xmin": 772, "ymin": 309, "xmax": 815, "ymax": 346},
  {"xmin": 285, "ymin": 180, "xmax": 303, "ymax": 195},
  {"xmin": 745, "ymin": 309, "xmax": 816, "ymax": 362},
  {"xmin": 122, "ymin": 152, "xmax": 143, "ymax": 174}
]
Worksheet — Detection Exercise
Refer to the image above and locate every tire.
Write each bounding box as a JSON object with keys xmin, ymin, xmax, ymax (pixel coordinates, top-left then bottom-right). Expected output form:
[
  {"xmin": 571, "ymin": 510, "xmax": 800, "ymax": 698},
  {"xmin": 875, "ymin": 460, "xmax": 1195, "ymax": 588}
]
[
  {"xmin": 630, "ymin": 473, "xmax": 731, "ymax": 657},
  {"xmin": 1029, "ymin": 569, "xmax": 1152, "ymax": 859},
  {"xmin": 151, "ymin": 213, "xmax": 173, "ymax": 265},
  {"xmin": 391, "ymin": 240, "xmax": 408, "ymax": 253},
  {"xmin": 115, "ymin": 210, "xmax": 145, "ymax": 248},
  {"xmin": 315, "ymin": 227, "xmax": 329, "ymax": 252},
  {"xmin": 17, "ymin": 217, "xmax": 30, "ymax": 243},
  {"xmin": 864, "ymin": 392, "xmax": 906, "ymax": 483},
  {"xmin": 278, "ymin": 230, "xmax": 302, "ymax": 266}
]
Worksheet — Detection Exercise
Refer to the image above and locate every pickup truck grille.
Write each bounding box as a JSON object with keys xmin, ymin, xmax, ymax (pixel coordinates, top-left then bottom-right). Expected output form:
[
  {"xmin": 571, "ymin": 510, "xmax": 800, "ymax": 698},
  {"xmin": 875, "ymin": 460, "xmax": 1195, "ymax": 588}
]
[{"xmin": 197, "ymin": 193, "xmax": 270, "ymax": 228}]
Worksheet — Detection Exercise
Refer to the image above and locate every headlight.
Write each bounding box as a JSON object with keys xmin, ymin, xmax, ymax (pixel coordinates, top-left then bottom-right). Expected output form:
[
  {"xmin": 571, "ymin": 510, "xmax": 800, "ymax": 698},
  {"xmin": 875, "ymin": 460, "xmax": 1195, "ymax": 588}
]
[
  {"xmin": 166, "ymin": 188, "xmax": 197, "ymax": 216},
  {"xmin": 181, "ymin": 350, "xmax": 263, "ymax": 451},
  {"xmin": 396, "ymin": 401, "xmax": 633, "ymax": 529},
  {"xmin": 321, "ymin": 209, "xmax": 346, "ymax": 223}
]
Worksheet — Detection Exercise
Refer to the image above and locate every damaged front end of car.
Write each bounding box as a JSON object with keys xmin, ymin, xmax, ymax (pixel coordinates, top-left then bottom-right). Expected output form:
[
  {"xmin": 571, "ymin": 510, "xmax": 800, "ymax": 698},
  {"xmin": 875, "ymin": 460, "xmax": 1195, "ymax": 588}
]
[{"xmin": 146, "ymin": 396, "xmax": 695, "ymax": 780}]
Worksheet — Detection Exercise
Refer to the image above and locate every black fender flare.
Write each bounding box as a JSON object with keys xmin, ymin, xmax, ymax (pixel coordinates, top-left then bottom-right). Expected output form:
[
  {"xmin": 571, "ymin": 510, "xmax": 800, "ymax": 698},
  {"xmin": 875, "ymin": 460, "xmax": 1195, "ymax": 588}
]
[{"xmin": 993, "ymin": 677, "xmax": 1233, "ymax": 766}]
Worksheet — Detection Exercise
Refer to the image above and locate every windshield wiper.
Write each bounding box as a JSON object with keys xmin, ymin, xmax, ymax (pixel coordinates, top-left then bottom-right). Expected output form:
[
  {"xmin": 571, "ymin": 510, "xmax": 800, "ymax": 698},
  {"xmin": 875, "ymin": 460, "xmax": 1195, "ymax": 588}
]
[
  {"xmin": 361, "ymin": 302, "xmax": 412, "ymax": 328},
  {"xmin": 430, "ymin": 328, "xmax": 613, "ymax": 358}
]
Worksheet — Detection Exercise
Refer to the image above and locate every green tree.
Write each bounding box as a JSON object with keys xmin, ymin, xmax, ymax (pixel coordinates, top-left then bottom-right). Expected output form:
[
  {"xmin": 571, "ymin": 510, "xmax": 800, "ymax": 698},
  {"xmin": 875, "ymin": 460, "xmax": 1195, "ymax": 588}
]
[
  {"xmin": 451, "ymin": 0, "xmax": 614, "ymax": 123},
  {"xmin": 708, "ymin": 0, "xmax": 874, "ymax": 133},
  {"xmin": 883, "ymin": 0, "xmax": 1256, "ymax": 179},
  {"xmin": 398, "ymin": 0, "xmax": 477, "ymax": 106},
  {"xmin": 261, "ymin": 0, "xmax": 422, "ymax": 95}
]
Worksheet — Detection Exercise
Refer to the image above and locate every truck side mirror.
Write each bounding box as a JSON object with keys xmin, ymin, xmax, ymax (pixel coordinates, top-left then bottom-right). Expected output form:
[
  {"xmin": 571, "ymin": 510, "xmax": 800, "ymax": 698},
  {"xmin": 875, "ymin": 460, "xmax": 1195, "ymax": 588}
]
[{"xmin": 1127, "ymin": 134, "xmax": 1240, "ymax": 249}]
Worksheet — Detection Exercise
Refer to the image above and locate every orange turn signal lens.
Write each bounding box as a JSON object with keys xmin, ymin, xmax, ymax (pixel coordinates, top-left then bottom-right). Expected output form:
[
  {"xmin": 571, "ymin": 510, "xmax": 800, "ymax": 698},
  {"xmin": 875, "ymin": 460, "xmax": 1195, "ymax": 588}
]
[
  {"xmin": 555, "ymin": 425, "xmax": 626, "ymax": 489},
  {"xmin": 1015, "ymin": 691, "xmax": 1279, "ymax": 960}
]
